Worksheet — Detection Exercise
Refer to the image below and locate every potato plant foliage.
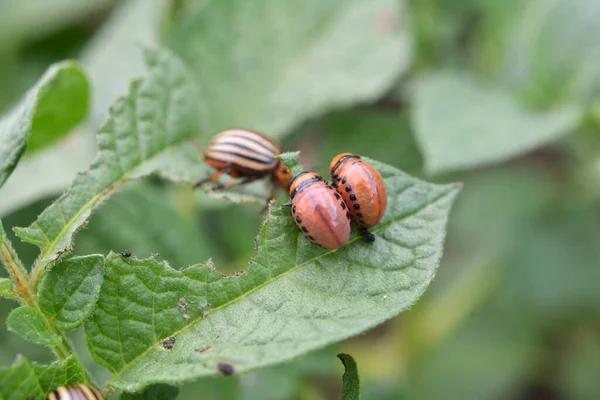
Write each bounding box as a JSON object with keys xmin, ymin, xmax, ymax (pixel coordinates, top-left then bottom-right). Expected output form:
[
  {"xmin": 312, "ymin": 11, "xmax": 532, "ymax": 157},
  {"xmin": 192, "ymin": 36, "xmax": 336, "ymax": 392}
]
[{"xmin": 0, "ymin": 0, "xmax": 469, "ymax": 398}]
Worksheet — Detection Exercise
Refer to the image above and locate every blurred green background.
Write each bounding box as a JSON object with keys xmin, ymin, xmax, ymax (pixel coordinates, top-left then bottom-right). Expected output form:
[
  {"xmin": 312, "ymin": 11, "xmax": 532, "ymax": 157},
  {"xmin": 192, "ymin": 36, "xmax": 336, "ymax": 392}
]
[{"xmin": 1, "ymin": 0, "xmax": 600, "ymax": 399}]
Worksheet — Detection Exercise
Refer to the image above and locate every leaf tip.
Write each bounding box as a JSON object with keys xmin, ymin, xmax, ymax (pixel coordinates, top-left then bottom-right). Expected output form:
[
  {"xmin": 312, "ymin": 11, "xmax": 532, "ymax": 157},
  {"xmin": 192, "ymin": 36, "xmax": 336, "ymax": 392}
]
[{"xmin": 276, "ymin": 151, "xmax": 304, "ymax": 177}]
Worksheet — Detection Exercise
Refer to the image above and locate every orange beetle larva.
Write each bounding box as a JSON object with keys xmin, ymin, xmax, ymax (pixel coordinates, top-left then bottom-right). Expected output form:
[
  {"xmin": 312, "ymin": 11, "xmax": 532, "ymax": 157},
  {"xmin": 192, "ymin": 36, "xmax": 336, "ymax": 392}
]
[
  {"xmin": 330, "ymin": 153, "xmax": 387, "ymax": 241},
  {"xmin": 288, "ymin": 172, "xmax": 351, "ymax": 249}
]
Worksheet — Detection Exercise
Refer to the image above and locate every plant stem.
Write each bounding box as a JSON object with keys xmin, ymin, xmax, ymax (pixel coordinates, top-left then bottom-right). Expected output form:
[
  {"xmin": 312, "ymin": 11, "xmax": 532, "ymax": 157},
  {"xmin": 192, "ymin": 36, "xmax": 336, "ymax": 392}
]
[
  {"xmin": 1, "ymin": 224, "xmax": 97, "ymax": 388},
  {"xmin": 0, "ymin": 234, "xmax": 35, "ymax": 306},
  {"xmin": 47, "ymin": 324, "xmax": 73, "ymax": 359}
]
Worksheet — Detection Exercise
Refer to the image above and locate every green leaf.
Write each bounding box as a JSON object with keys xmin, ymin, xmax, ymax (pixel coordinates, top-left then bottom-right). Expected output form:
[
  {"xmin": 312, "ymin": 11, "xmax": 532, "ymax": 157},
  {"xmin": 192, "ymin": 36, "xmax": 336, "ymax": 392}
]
[
  {"xmin": 0, "ymin": 0, "xmax": 113, "ymax": 47},
  {"xmin": 6, "ymin": 306, "xmax": 61, "ymax": 346},
  {"xmin": 75, "ymin": 182, "xmax": 214, "ymax": 268},
  {"xmin": 338, "ymin": 353, "xmax": 360, "ymax": 400},
  {"xmin": 119, "ymin": 384, "xmax": 179, "ymax": 400},
  {"xmin": 14, "ymin": 48, "xmax": 204, "ymax": 272},
  {"xmin": 0, "ymin": 355, "xmax": 86, "ymax": 400},
  {"xmin": 84, "ymin": 159, "xmax": 460, "ymax": 392},
  {"xmin": 171, "ymin": 0, "xmax": 412, "ymax": 136},
  {"xmin": 479, "ymin": 0, "xmax": 600, "ymax": 106},
  {"xmin": 413, "ymin": 72, "xmax": 581, "ymax": 174},
  {"xmin": 277, "ymin": 152, "xmax": 303, "ymax": 178},
  {"xmin": 0, "ymin": 0, "xmax": 164, "ymax": 216},
  {"xmin": 0, "ymin": 61, "xmax": 89, "ymax": 188},
  {"xmin": 38, "ymin": 255, "xmax": 104, "ymax": 331},
  {"xmin": 319, "ymin": 109, "xmax": 423, "ymax": 174},
  {"xmin": 0, "ymin": 278, "xmax": 18, "ymax": 301}
]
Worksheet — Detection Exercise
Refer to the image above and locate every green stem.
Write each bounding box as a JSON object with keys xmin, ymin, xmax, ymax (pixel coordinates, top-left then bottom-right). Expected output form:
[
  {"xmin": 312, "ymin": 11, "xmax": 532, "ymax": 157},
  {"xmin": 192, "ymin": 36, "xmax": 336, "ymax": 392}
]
[
  {"xmin": 1, "ymin": 224, "xmax": 97, "ymax": 387},
  {"xmin": 47, "ymin": 324, "xmax": 73, "ymax": 359},
  {"xmin": 0, "ymin": 233, "xmax": 35, "ymax": 306}
]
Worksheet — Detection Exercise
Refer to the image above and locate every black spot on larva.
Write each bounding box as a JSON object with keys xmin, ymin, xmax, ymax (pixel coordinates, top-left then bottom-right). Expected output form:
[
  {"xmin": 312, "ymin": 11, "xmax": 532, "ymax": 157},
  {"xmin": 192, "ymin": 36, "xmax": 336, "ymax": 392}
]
[
  {"xmin": 349, "ymin": 194, "xmax": 357, "ymax": 201},
  {"xmin": 218, "ymin": 362, "xmax": 235, "ymax": 376},
  {"xmin": 334, "ymin": 193, "xmax": 340, "ymax": 199},
  {"xmin": 120, "ymin": 250, "xmax": 131, "ymax": 258},
  {"xmin": 357, "ymin": 213, "xmax": 363, "ymax": 218},
  {"xmin": 353, "ymin": 204, "xmax": 360, "ymax": 210},
  {"xmin": 346, "ymin": 211, "xmax": 351, "ymax": 219},
  {"xmin": 332, "ymin": 182, "xmax": 338, "ymax": 188},
  {"xmin": 327, "ymin": 185, "xmax": 334, "ymax": 190},
  {"xmin": 345, "ymin": 185, "xmax": 352, "ymax": 192},
  {"xmin": 340, "ymin": 202, "xmax": 346, "ymax": 210},
  {"xmin": 296, "ymin": 216, "xmax": 302, "ymax": 224},
  {"xmin": 308, "ymin": 235, "xmax": 315, "ymax": 241},
  {"xmin": 332, "ymin": 174, "xmax": 339, "ymax": 180},
  {"xmin": 292, "ymin": 206, "xmax": 297, "ymax": 213},
  {"xmin": 163, "ymin": 336, "xmax": 176, "ymax": 349},
  {"xmin": 342, "ymin": 177, "xmax": 347, "ymax": 184},
  {"xmin": 302, "ymin": 226, "xmax": 308, "ymax": 233}
]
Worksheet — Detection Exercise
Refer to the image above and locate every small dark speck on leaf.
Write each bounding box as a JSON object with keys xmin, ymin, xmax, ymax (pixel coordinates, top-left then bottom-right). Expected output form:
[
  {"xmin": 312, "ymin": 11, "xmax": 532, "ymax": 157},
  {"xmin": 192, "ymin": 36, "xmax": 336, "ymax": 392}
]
[
  {"xmin": 120, "ymin": 250, "xmax": 131, "ymax": 258},
  {"xmin": 195, "ymin": 345, "xmax": 211, "ymax": 353},
  {"xmin": 163, "ymin": 336, "xmax": 176, "ymax": 349},
  {"xmin": 218, "ymin": 362, "xmax": 235, "ymax": 376},
  {"xmin": 179, "ymin": 297, "xmax": 191, "ymax": 320}
]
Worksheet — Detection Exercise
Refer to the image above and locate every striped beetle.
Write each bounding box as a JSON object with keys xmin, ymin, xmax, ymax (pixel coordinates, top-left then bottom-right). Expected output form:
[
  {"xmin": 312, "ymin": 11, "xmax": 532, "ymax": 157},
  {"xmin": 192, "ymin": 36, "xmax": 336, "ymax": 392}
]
[
  {"xmin": 46, "ymin": 384, "xmax": 103, "ymax": 400},
  {"xmin": 197, "ymin": 129, "xmax": 292, "ymax": 201}
]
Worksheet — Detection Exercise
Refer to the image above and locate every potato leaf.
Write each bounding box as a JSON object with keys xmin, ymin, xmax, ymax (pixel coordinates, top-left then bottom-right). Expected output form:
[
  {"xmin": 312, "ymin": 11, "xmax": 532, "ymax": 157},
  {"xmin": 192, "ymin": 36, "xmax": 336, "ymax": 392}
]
[
  {"xmin": 0, "ymin": 355, "xmax": 86, "ymax": 400},
  {"xmin": 0, "ymin": 61, "xmax": 88, "ymax": 188},
  {"xmin": 412, "ymin": 72, "xmax": 580, "ymax": 174},
  {"xmin": 338, "ymin": 353, "xmax": 360, "ymax": 400},
  {"xmin": 7, "ymin": 306, "xmax": 61, "ymax": 346},
  {"xmin": 38, "ymin": 255, "xmax": 104, "ymax": 331},
  {"xmin": 14, "ymin": 48, "xmax": 204, "ymax": 272},
  {"xmin": 84, "ymin": 157, "xmax": 460, "ymax": 392},
  {"xmin": 171, "ymin": 0, "xmax": 412, "ymax": 136}
]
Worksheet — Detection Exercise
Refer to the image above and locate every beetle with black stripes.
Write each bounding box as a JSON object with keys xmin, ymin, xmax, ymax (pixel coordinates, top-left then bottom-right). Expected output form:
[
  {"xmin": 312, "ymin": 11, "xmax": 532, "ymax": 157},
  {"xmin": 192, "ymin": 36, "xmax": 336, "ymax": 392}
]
[{"xmin": 197, "ymin": 129, "xmax": 292, "ymax": 202}]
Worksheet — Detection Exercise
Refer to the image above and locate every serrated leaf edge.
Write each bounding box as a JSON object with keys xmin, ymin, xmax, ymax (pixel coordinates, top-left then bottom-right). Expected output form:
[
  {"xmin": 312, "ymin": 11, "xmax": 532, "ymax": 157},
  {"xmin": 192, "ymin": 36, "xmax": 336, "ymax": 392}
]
[{"xmin": 107, "ymin": 181, "xmax": 461, "ymax": 385}]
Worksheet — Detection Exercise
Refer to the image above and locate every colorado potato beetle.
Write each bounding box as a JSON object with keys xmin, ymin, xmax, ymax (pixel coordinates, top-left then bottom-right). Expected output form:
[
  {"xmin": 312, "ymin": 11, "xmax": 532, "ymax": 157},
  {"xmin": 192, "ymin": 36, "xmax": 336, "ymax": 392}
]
[
  {"xmin": 288, "ymin": 172, "xmax": 351, "ymax": 249},
  {"xmin": 47, "ymin": 384, "xmax": 103, "ymax": 400},
  {"xmin": 197, "ymin": 129, "xmax": 292, "ymax": 200},
  {"xmin": 330, "ymin": 153, "xmax": 387, "ymax": 241}
]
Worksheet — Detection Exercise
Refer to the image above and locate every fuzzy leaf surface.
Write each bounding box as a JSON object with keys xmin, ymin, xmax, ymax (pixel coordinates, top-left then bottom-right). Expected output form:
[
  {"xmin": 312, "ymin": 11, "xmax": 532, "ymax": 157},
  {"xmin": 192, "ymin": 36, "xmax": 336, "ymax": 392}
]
[
  {"xmin": 0, "ymin": 61, "xmax": 89, "ymax": 188},
  {"xmin": 6, "ymin": 306, "xmax": 61, "ymax": 346},
  {"xmin": 0, "ymin": 278, "xmax": 17, "ymax": 301},
  {"xmin": 413, "ymin": 72, "xmax": 580, "ymax": 174},
  {"xmin": 338, "ymin": 353, "xmax": 360, "ymax": 400},
  {"xmin": 119, "ymin": 384, "xmax": 179, "ymax": 400},
  {"xmin": 13, "ymin": 48, "xmax": 204, "ymax": 271},
  {"xmin": 38, "ymin": 255, "xmax": 104, "ymax": 331},
  {"xmin": 84, "ymin": 158, "xmax": 460, "ymax": 392},
  {"xmin": 171, "ymin": 0, "xmax": 412, "ymax": 136},
  {"xmin": 0, "ymin": 355, "xmax": 86, "ymax": 400}
]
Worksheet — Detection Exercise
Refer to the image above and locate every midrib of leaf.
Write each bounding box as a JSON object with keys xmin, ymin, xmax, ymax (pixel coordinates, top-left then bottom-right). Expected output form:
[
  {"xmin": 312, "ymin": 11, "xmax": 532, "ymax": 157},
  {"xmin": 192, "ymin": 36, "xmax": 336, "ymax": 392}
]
[
  {"xmin": 15, "ymin": 48, "xmax": 204, "ymax": 281},
  {"xmin": 110, "ymin": 184, "xmax": 455, "ymax": 380},
  {"xmin": 25, "ymin": 362, "xmax": 44, "ymax": 395},
  {"xmin": 30, "ymin": 134, "xmax": 194, "ymax": 280}
]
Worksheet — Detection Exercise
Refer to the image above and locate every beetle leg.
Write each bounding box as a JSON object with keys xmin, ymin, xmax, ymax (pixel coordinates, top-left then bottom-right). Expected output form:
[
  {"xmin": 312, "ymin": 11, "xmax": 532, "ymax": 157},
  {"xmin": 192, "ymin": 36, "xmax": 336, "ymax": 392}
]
[
  {"xmin": 195, "ymin": 169, "xmax": 231, "ymax": 187},
  {"xmin": 260, "ymin": 184, "xmax": 278, "ymax": 213},
  {"xmin": 211, "ymin": 176, "xmax": 257, "ymax": 191},
  {"xmin": 280, "ymin": 202, "xmax": 292, "ymax": 207},
  {"xmin": 359, "ymin": 227, "xmax": 375, "ymax": 242}
]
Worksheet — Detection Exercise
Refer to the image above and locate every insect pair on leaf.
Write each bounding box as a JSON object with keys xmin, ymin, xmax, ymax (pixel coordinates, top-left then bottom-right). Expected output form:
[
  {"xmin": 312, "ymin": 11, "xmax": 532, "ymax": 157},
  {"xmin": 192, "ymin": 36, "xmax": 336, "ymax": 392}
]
[{"xmin": 197, "ymin": 129, "xmax": 387, "ymax": 249}]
